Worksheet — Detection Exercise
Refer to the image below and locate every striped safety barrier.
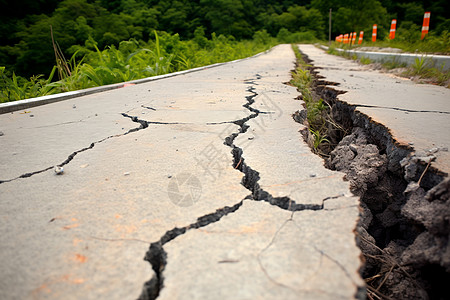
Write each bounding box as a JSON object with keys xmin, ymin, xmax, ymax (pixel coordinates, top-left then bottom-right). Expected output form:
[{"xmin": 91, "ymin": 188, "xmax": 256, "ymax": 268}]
[
  {"xmin": 372, "ymin": 24, "xmax": 377, "ymax": 42},
  {"xmin": 389, "ymin": 19, "xmax": 397, "ymax": 40},
  {"xmin": 421, "ymin": 12, "xmax": 431, "ymax": 40},
  {"xmin": 358, "ymin": 31, "xmax": 364, "ymax": 44}
]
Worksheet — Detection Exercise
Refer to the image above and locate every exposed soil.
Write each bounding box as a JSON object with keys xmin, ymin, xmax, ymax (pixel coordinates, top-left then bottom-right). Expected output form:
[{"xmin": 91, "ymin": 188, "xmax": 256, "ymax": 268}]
[{"xmin": 295, "ymin": 51, "xmax": 450, "ymax": 300}]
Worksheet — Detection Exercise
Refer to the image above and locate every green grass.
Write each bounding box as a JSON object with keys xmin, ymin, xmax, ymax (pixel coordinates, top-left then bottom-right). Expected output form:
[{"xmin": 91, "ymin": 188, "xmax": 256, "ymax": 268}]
[
  {"xmin": 0, "ymin": 66, "xmax": 58, "ymax": 102},
  {"xmin": 291, "ymin": 44, "xmax": 330, "ymax": 154},
  {"xmin": 1, "ymin": 31, "xmax": 276, "ymax": 103},
  {"xmin": 329, "ymin": 30, "xmax": 450, "ymax": 54},
  {"xmin": 327, "ymin": 43, "xmax": 450, "ymax": 87},
  {"xmin": 359, "ymin": 56, "xmax": 373, "ymax": 65},
  {"xmin": 402, "ymin": 58, "xmax": 450, "ymax": 87},
  {"xmin": 381, "ymin": 59, "xmax": 407, "ymax": 70}
]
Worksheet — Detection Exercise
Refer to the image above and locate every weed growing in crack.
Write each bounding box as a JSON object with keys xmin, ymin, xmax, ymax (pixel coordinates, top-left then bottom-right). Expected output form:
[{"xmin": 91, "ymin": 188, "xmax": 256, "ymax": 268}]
[
  {"xmin": 309, "ymin": 127, "xmax": 330, "ymax": 150},
  {"xmin": 290, "ymin": 45, "xmax": 335, "ymax": 156}
]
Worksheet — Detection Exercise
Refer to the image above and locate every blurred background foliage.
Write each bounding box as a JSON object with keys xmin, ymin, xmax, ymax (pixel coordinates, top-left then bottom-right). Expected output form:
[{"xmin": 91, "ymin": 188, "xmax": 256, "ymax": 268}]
[{"xmin": 0, "ymin": 0, "xmax": 448, "ymax": 102}]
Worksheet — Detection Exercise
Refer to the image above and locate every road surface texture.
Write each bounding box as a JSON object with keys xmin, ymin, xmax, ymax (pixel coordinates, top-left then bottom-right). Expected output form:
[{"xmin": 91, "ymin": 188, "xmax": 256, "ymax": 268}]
[
  {"xmin": 0, "ymin": 45, "xmax": 364, "ymax": 299},
  {"xmin": 299, "ymin": 45, "xmax": 450, "ymax": 176}
]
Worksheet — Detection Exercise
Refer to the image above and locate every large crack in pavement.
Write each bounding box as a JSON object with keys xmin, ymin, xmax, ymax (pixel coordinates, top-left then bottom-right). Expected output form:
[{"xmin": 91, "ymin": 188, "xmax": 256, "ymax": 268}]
[
  {"xmin": 296, "ymin": 48, "xmax": 450, "ymax": 300},
  {"xmin": 139, "ymin": 201, "xmax": 245, "ymax": 300},
  {"xmin": 138, "ymin": 74, "xmax": 353, "ymax": 300}
]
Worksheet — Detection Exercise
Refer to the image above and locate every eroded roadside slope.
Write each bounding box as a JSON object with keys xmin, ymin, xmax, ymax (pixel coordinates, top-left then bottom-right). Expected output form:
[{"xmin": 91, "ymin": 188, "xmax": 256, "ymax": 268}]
[{"xmin": 296, "ymin": 44, "xmax": 450, "ymax": 300}]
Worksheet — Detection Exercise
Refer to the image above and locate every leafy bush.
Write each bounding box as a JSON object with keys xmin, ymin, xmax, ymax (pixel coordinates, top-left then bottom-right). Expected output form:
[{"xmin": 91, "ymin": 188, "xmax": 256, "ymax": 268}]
[
  {"xmin": 0, "ymin": 31, "xmax": 274, "ymax": 103},
  {"xmin": 277, "ymin": 28, "xmax": 318, "ymax": 44}
]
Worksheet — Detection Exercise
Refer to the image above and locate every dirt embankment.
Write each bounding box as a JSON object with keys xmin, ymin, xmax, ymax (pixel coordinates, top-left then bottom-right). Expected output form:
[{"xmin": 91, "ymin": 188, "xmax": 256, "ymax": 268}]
[{"xmin": 295, "ymin": 53, "xmax": 450, "ymax": 300}]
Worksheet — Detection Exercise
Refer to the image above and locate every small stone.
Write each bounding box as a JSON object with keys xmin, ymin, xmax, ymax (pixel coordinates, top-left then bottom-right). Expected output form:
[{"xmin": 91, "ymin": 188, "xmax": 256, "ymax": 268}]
[
  {"xmin": 124, "ymin": 172, "xmax": 130, "ymax": 176},
  {"xmin": 30, "ymin": 115, "xmax": 34, "ymax": 117},
  {"xmin": 408, "ymin": 142, "xmax": 414, "ymax": 146},
  {"xmin": 168, "ymin": 175, "xmax": 172, "ymax": 179},
  {"xmin": 404, "ymin": 182, "xmax": 420, "ymax": 194},
  {"xmin": 349, "ymin": 144, "xmax": 358, "ymax": 154},
  {"xmin": 0, "ymin": 131, "xmax": 4, "ymax": 136},
  {"xmin": 309, "ymin": 174, "xmax": 316, "ymax": 178},
  {"xmin": 54, "ymin": 166, "xmax": 64, "ymax": 175},
  {"xmin": 72, "ymin": 104, "xmax": 76, "ymax": 109},
  {"xmin": 428, "ymin": 147, "xmax": 439, "ymax": 153},
  {"xmin": 420, "ymin": 155, "xmax": 436, "ymax": 164}
]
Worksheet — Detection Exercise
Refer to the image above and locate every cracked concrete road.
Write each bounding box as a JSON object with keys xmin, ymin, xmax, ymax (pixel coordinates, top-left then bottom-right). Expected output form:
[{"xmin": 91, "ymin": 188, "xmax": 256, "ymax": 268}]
[
  {"xmin": 0, "ymin": 44, "xmax": 363, "ymax": 299},
  {"xmin": 299, "ymin": 45, "xmax": 450, "ymax": 175}
]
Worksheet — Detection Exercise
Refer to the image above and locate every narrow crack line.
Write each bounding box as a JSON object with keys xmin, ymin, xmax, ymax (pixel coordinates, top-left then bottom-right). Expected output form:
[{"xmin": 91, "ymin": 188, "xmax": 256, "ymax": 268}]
[
  {"xmin": 256, "ymin": 217, "xmax": 339, "ymax": 296},
  {"xmin": 289, "ymin": 215, "xmax": 360, "ymax": 287},
  {"xmin": 139, "ymin": 199, "xmax": 246, "ymax": 300},
  {"xmin": 256, "ymin": 218, "xmax": 296, "ymax": 291},
  {"xmin": 324, "ymin": 204, "xmax": 359, "ymax": 211},
  {"xmin": 146, "ymin": 121, "xmax": 186, "ymax": 125},
  {"xmin": 31, "ymin": 114, "xmax": 98, "ymax": 129},
  {"xmin": 121, "ymin": 113, "xmax": 186, "ymax": 126},
  {"xmin": 0, "ymin": 113, "xmax": 149, "ymax": 184},
  {"xmin": 353, "ymin": 104, "xmax": 450, "ymax": 115},
  {"xmin": 34, "ymin": 120, "xmax": 85, "ymax": 129},
  {"xmin": 0, "ymin": 166, "xmax": 54, "ymax": 184},
  {"xmin": 206, "ymin": 121, "xmax": 236, "ymax": 125},
  {"xmin": 122, "ymin": 112, "xmax": 227, "ymax": 126},
  {"xmin": 141, "ymin": 105, "xmax": 157, "ymax": 111},
  {"xmin": 313, "ymin": 245, "xmax": 359, "ymax": 286},
  {"xmin": 89, "ymin": 236, "xmax": 151, "ymax": 244}
]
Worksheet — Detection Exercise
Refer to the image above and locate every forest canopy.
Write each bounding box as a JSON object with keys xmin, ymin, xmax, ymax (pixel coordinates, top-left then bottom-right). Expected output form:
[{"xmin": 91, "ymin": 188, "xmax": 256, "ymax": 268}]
[{"xmin": 0, "ymin": 0, "xmax": 449, "ymax": 78}]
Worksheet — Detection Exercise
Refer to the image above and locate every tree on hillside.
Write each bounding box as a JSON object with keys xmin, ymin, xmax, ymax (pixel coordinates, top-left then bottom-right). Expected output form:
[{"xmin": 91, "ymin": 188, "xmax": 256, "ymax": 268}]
[{"xmin": 312, "ymin": 0, "xmax": 388, "ymax": 36}]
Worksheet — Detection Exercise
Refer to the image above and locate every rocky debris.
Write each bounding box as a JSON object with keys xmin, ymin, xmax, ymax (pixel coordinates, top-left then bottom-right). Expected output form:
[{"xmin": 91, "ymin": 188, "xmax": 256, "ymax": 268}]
[
  {"xmin": 327, "ymin": 127, "xmax": 387, "ymax": 196},
  {"xmin": 328, "ymin": 123, "xmax": 449, "ymax": 299},
  {"xmin": 402, "ymin": 178, "xmax": 450, "ymax": 273}
]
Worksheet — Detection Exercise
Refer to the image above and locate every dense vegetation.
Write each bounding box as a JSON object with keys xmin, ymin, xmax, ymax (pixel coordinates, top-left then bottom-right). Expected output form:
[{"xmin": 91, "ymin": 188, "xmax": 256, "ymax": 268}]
[{"xmin": 1, "ymin": 0, "xmax": 449, "ymax": 102}]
